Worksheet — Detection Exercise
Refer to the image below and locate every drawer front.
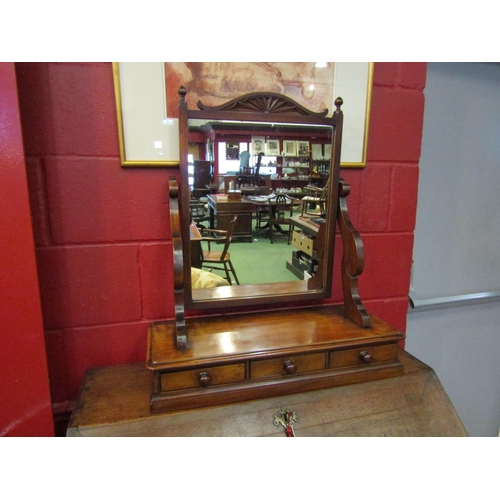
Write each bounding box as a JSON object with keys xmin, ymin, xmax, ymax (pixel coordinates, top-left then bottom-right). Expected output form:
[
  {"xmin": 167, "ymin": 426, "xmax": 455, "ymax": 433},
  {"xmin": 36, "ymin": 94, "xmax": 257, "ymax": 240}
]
[
  {"xmin": 329, "ymin": 343, "xmax": 399, "ymax": 369},
  {"xmin": 251, "ymin": 352, "xmax": 325, "ymax": 380},
  {"xmin": 291, "ymin": 231, "xmax": 315, "ymax": 257},
  {"xmin": 217, "ymin": 213, "xmax": 252, "ymax": 235},
  {"xmin": 160, "ymin": 363, "xmax": 245, "ymax": 392}
]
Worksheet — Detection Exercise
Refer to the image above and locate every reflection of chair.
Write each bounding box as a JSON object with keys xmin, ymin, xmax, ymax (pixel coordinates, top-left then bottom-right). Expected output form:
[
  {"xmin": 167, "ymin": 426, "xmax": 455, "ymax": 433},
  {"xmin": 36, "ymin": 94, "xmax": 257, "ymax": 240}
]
[
  {"xmin": 199, "ymin": 216, "xmax": 240, "ymax": 285},
  {"xmin": 254, "ymin": 186, "xmax": 272, "ymax": 232},
  {"xmin": 268, "ymin": 194, "xmax": 293, "ymax": 244},
  {"xmin": 190, "ymin": 199, "xmax": 210, "ymax": 228},
  {"xmin": 301, "ymin": 186, "xmax": 327, "ymax": 217},
  {"xmin": 237, "ymin": 152, "xmax": 264, "ymax": 188}
]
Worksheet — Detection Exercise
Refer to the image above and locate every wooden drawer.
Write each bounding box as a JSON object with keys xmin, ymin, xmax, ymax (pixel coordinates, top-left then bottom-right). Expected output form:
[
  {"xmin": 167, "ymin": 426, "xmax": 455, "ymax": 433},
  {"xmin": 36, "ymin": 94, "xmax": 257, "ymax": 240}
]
[
  {"xmin": 291, "ymin": 231, "xmax": 315, "ymax": 257},
  {"xmin": 329, "ymin": 343, "xmax": 399, "ymax": 369},
  {"xmin": 251, "ymin": 352, "xmax": 326, "ymax": 380},
  {"xmin": 160, "ymin": 363, "xmax": 245, "ymax": 392}
]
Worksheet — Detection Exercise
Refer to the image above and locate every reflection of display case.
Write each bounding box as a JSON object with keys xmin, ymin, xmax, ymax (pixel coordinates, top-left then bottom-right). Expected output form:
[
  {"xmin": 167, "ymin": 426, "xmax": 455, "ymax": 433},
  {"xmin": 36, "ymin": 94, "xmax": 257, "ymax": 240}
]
[
  {"xmin": 192, "ymin": 160, "xmax": 213, "ymax": 198},
  {"xmin": 287, "ymin": 215, "xmax": 321, "ymax": 279}
]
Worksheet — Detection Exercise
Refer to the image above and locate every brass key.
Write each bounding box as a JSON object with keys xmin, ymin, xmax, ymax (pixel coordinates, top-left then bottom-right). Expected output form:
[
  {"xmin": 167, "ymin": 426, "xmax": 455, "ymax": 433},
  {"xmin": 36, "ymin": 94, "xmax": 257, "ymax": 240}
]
[{"xmin": 273, "ymin": 407, "xmax": 298, "ymax": 437}]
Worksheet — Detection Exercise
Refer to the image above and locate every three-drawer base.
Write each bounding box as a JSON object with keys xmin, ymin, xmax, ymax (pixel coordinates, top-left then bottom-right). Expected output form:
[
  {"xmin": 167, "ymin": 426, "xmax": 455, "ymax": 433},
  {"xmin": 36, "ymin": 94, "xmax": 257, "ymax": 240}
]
[{"xmin": 147, "ymin": 306, "xmax": 405, "ymax": 414}]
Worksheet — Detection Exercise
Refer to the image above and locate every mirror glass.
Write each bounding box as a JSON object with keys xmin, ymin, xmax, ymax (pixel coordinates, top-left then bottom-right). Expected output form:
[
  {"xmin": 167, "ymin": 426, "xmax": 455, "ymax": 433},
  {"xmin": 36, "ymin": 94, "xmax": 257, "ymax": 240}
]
[{"xmin": 178, "ymin": 91, "xmax": 341, "ymax": 310}]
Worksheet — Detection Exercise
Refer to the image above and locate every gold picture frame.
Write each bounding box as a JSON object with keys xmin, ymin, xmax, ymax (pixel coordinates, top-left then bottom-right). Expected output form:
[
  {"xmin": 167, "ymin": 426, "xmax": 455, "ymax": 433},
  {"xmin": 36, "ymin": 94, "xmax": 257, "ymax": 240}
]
[
  {"xmin": 113, "ymin": 62, "xmax": 373, "ymax": 168},
  {"xmin": 112, "ymin": 62, "xmax": 179, "ymax": 167}
]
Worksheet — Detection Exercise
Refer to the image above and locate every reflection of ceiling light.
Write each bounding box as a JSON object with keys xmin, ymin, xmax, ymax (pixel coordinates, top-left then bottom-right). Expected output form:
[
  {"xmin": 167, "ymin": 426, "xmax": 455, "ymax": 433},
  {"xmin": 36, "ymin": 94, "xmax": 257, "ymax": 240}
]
[
  {"xmin": 315, "ymin": 62, "xmax": 328, "ymax": 68},
  {"xmin": 309, "ymin": 84, "xmax": 315, "ymax": 91}
]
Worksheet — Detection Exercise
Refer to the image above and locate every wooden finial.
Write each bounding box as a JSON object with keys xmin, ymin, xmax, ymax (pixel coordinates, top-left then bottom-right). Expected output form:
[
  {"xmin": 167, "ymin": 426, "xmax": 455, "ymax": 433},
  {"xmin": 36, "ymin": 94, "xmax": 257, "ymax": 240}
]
[
  {"xmin": 178, "ymin": 85, "xmax": 187, "ymax": 101},
  {"xmin": 334, "ymin": 97, "xmax": 343, "ymax": 111}
]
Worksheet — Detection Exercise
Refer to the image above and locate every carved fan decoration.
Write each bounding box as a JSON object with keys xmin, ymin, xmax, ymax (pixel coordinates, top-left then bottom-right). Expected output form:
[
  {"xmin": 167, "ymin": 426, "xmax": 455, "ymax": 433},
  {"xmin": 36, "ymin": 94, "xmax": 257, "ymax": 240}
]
[{"xmin": 178, "ymin": 86, "xmax": 331, "ymax": 117}]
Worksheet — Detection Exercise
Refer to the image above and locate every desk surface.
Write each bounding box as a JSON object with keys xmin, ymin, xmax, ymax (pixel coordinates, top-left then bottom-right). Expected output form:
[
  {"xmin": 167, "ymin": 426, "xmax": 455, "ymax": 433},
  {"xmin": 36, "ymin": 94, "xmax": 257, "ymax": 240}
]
[
  {"xmin": 67, "ymin": 350, "xmax": 467, "ymax": 437},
  {"xmin": 207, "ymin": 194, "xmax": 253, "ymax": 205}
]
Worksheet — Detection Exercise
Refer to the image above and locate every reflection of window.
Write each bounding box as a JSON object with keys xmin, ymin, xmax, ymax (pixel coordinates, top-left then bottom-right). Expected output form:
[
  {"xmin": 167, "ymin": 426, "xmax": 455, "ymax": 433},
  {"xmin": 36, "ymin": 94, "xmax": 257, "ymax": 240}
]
[
  {"xmin": 187, "ymin": 153, "xmax": 194, "ymax": 186},
  {"xmin": 218, "ymin": 142, "xmax": 248, "ymax": 174},
  {"xmin": 218, "ymin": 142, "xmax": 277, "ymax": 175}
]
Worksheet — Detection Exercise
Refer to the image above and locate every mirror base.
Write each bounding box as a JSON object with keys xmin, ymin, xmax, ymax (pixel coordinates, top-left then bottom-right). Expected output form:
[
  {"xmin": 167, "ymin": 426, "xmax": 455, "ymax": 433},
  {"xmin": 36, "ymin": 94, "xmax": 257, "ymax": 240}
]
[{"xmin": 146, "ymin": 305, "xmax": 404, "ymax": 414}]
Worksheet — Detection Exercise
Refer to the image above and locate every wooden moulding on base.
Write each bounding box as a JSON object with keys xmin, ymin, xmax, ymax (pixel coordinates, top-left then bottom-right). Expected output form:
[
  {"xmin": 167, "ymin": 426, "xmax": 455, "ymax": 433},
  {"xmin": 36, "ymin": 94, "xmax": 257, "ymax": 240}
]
[{"xmin": 146, "ymin": 305, "xmax": 405, "ymax": 414}]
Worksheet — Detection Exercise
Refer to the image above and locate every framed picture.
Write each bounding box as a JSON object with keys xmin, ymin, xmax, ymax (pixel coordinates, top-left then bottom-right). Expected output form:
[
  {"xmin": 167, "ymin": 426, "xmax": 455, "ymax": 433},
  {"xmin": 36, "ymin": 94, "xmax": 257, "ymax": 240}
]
[
  {"xmin": 311, "ymin": 143, "xmax": 323, "ymax": 160},
  {"xmin": 266, "ymin": 139, "xmax": 279, "ymax": 156},
  {"xmin": 251, "ymin": 136, "xmax": 266, "ymax": 155},
  {"xmin": 226, "ymin": 142, "xmax": 240, "ymax": 160},
  {"xmin": 297, "ymin": 141, "xmax": 310, "ymax": 156},
  {"xmin": 283, "ymin": 140, "xmax": 297, "ymax": 157},
  {"xmin": 112, "ymin": 62, "xmax": 179, "ymax": 167},
  {"xmin": 114, "ymin": 62, "xmax": 373, "ymax": 167}
]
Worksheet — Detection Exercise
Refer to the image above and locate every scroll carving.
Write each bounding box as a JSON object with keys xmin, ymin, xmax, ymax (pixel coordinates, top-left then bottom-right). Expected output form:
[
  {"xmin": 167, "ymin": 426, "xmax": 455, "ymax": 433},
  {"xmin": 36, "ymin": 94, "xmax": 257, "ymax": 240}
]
[
  {"xmin": 337, "ymin": 179, "xmax": 370, "ymax": 328},
  {"xmin": 168, "ymin": 177, "xmax": 188, "ymax": 349}
]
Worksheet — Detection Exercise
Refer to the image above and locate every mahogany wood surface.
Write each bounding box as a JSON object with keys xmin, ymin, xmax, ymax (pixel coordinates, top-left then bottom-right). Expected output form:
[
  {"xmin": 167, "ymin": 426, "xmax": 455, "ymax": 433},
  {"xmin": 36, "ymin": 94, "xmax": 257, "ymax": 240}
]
[
  {"xmin": 337, "ymin": 179, "xmax": 370, "ymax": 327},
  {"xmin": 178, "ymin": 88, "xmax": 343, "ymax": 311},
  {"xmin": 67, "ymin": 350, "xmax": 467, "ymax": 437},
  {"xmin": 158, "ymin": 89, "xmax": 385, "ymax": 414},
  {"xmin": 148, "ymin": 306, "xmax": 398, "ymax": 368},
  {"xmin": 146, "ymin": 305, "xmax": 404, "ymax": 413},
  {"xmin": 168, "ymin": 177, "xmax": 187, "ymax": 350}
]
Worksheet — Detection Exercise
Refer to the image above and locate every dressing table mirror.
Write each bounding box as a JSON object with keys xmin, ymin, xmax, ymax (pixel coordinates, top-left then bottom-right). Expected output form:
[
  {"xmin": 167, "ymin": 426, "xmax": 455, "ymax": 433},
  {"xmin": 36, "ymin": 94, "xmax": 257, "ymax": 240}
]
[{"xmin": 146, "ymin": 87, "xmax": 405, "ymax": 414}]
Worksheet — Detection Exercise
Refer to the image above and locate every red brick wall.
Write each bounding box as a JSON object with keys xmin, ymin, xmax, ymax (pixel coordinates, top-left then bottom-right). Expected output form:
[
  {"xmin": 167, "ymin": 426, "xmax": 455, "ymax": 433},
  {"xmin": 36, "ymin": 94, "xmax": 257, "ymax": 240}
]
[
  {"xmin": 15, "ymin": 62, "xmax": 426, "ymax": 406},
  {"xmin": 338, "ymin": 63, "xmax": 425, "ymax": 332},
  {"xmin": 0, "ymin": 63, "xmax": 54, "ymax": 436}
]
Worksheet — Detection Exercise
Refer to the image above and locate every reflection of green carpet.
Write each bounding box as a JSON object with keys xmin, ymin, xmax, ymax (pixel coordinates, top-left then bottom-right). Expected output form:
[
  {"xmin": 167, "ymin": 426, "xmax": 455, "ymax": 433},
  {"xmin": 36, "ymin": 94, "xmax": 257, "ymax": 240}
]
[{"xmin": 201, "ymin": 219, "xmax": 300, "ymax": 285}]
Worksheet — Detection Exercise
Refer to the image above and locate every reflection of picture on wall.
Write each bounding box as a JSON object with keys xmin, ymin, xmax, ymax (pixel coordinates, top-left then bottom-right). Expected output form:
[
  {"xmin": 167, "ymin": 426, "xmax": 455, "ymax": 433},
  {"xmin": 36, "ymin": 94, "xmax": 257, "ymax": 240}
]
[
  {"xmin": 266, "ymin": 139, "xmax": 279, "ymax": 156},
  {"xmin": 252, "ymin": 136, "xmax": 265, "ymax": 155},
  {"xmin": 324, "ymin": 144, "xmax": 332, "ymax": 159},
  {"xmin": 297, "ymin": 141, "xmax": 309, "ymax": 156},
  {"xmin": 283, "ymin": 140, "xmax": 297, "ymax": 156},
  {"xmin": 226, "ymin": 142, "xmax": 240, "ymax": 160},
  {"xmin": 311, "ymin": 144, "xmax": 323, "ymax": 159}
]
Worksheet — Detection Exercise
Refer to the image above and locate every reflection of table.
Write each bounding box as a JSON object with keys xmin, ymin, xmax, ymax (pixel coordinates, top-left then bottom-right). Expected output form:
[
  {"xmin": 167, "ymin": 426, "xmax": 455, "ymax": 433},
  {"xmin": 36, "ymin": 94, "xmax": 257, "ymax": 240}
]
[
  {"xmin": 207, "ymin": 194, "xmax": 253, "ymax": 242},
  {"xmin": 247, "ymin": 195, "xmax": 301, "ymax": 239},
  {"xmin": 67, "ymin": 350, "xmax": 467, "ymax": 436}
]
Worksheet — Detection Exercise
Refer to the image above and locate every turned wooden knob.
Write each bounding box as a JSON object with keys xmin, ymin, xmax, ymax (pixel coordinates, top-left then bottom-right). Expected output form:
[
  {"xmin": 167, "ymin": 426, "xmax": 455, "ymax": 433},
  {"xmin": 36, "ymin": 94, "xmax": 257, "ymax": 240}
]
[
  {"xmin": 283, "ymin": 360, "xmax": 297, "ymax": 375},
  {"xmin": 359, "ymin": 351, "xmax": 373, "ymax": 364},
  {"xmin": 198, "ymin": 371, "xmax": 212, "ymax": 387}
]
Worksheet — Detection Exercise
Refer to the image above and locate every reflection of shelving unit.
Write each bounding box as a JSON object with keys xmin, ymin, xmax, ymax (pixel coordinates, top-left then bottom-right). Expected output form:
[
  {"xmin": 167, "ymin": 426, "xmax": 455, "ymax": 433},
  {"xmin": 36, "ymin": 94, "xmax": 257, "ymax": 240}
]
[{"xmin": 286, "ymin": 215, "xmax": 321, "ymax": 279}]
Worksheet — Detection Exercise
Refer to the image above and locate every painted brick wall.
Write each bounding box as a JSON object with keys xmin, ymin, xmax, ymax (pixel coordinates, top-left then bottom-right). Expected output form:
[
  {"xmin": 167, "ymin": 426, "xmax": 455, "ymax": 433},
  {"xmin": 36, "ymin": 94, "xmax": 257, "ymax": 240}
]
[
  {"xmin": 0, "ymin": 63, "xmax": 54, "ymax": 436},
  {"xmin": 15, "ymin": 62, "xmax": 426, "ymax": 406}
]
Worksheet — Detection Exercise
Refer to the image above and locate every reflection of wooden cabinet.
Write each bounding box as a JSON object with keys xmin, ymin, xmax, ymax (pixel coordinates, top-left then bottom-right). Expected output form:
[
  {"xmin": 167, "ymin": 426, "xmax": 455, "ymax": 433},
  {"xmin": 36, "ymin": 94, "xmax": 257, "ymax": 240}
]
[
  {"xmin": 287, "ymin": 215, "xmax": 321, "ymax": 279},
  {"xmin": 192, "ymin": 160, "xmax": 213, "ymax": 199},
  {"xmin": 207, "ymin": 194, "xmax": 253, "ymax": 242},
  {"xmin": 193, "ymin": 160, "xmax": 212, "ymax": 189}
]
